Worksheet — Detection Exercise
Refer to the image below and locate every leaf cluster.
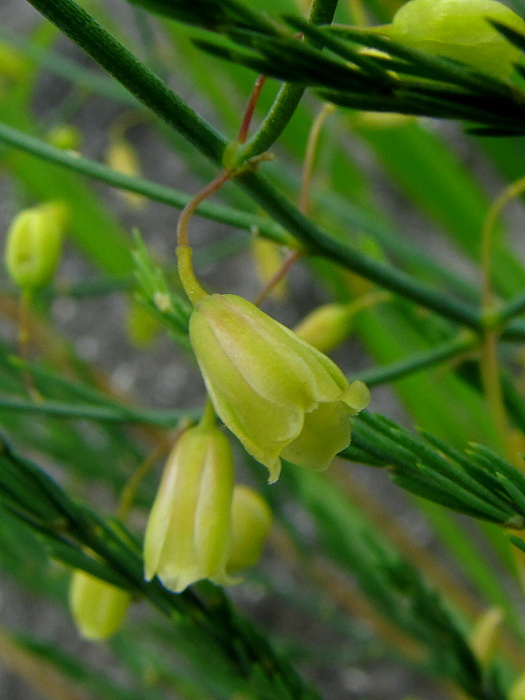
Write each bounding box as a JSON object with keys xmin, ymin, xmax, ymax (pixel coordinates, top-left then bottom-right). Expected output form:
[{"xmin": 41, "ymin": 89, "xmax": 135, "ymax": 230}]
[
  {"xmin": 170, "ymin": 3, "xmax": 525, "ymax": 136},
  {"xmin": 344, "ymin": 412, "xmax": 525, "ymax": 533},
  {"xmin": 0, "ymin": 433, "xmax": 321, "ymax": 700}
]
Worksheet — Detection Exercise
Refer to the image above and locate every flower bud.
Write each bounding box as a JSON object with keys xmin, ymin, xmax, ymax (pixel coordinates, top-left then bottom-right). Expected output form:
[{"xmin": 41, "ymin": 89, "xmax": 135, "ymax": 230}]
[
  {"xmin": 294, "ymin": 302, "xmax": 354, "ymax": 353},
  {"xmin": 0, "ymin": 42, "xmax": 29, "ymax": 81},
  {"xmin": 468, "ymin": 607, "xmax": 503, "ymax": 667},
  {"xmin": 378, "ymin": 0, "xmax": 525, "ymax": 78},
  {"xmin": 46, "ymin": 124, "xmax": 82, "ymax": 151},
  {"xmin": 69, "ymin": 570, "xmax": 132, "ymax": 641},
  {"xmin": 251, "ymin": 237, "xmax": 287, "ymax": 301},
  {"xmin": 125, "ymin": 299, "xmax": 160, "ymax": 348},
  {"xmin": 225, "ymin": 485, "xmax": 272, "ymax": 576},
  {"xmin": 178, "ymin": 245, "xmax": 370, "ymax": 483},
  {"xmin": 144, "ymin": 422, "xmax": 234, "ymax": 592},
  {"xmin": 510, "ymin": 670, "xmax": 525, "ymax": 700},
  {"xmin": 4, "ymin": 201, "xmax": 68, "ymax": 290},
  {"xmin": 105, "ymin": 139, "xmax": 145, "ymax": 209}
]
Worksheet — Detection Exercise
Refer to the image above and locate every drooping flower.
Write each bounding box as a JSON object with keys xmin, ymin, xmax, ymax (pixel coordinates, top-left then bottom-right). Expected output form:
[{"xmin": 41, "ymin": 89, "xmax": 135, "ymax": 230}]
[
  {"xmin": 178, "ymin": 245, "xmax": 370, "ymax": 483},
  {"xmin": 69, "ymin": 570, "xmax": 132, "ymax": 641},
  {"xmin": 143, "ymin": 416, "xmax": 234, "ymax": 592}
]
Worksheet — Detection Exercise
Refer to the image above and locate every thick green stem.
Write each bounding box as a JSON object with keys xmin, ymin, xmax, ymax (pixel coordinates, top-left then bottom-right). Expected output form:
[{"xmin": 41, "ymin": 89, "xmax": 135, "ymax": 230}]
[{"xmin": 237, "ymin": 0, "xmax": 341, "ymax": 160}]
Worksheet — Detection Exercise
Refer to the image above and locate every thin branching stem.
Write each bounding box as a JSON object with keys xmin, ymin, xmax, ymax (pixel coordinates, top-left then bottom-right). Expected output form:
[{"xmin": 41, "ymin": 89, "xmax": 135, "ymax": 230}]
[{"xmin": 23, "ymin": 0, "xmax": 525, "ymax": 340}]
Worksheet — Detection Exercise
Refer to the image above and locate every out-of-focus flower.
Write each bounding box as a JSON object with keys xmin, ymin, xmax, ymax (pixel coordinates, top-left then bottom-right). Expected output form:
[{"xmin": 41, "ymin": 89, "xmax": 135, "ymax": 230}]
[
  {"xmin": 0, "ymin": 42, "xmax": 29, "ymax": 81},
  {"xmin": 69, "ymin": 570, "xmax": 132, "ymax": 641},
  {"xmin": 251, "ymin": 237, "xmax": 287, "ymax": 301},
  {"xmin": 144, "ymin": 418, "xmax": 234, "ymax": 592},
  {"xmin": 125, "ymin": 299, "xmax": 161, "ymax": 348},
  {"xmin": 469, "ymin": 606, "xmax": 503, "ymax": 668},
  {"xmin": 294, "ymin": 302, "xmax": 355, "ymax": 353},
  {"xmin": 46, "ymin": 124, "xmax": 82, "ymax": 151},
  {"xmin": 4, "ymin": 201, "xmax": 68, "ymax": 290},
  {"xmin": 105, "ymin": 138, "xmax": 146, "ymax": 209},
  {"xmin": 510, "ymin": 670, "xmax": 525, "ymax": 700}
]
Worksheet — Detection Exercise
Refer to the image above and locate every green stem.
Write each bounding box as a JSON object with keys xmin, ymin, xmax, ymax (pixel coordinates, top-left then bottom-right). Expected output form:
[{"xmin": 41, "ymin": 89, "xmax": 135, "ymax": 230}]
[
  {"xmin": 237, "ymin": 168, "xmax": 482, "ymax": 330},
  {"xmin": 355, "ymin": 333, "xmax": 477, "ymax": 387},
  {"xmin": 0, "ymin": 395, "xmax": 198, "ymax": 427},
  {"xmin": 23, "ymin": 0, "xmax": 520, "ymax": 337},
  {"xmin": 237, "ymin": 0, "xmax": 340, "ymax": 161},
  {"xmin": 0, "ymin": 121, "xmax": 290, "ymax": 245}
]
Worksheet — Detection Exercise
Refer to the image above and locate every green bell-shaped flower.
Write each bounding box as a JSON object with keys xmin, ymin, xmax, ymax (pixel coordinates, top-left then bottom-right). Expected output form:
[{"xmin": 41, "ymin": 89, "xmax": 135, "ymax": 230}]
[
  {"xmin": 178, "ymin": 245, "xmax": 370, "ymax": 483},
  {"xmin": 144, "ymin": 415, "xmax": 234, "ymax": 592}
]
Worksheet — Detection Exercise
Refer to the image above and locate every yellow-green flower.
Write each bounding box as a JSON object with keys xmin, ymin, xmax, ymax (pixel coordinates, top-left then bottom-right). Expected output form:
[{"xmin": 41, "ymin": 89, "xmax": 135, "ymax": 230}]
[
  {"xmin": 224, "ymin": 485, "xmax": 272, "ymax": 577},
  {"xmin": 69, "ymin": 570, "xmax": 132, "ymax": 641},
  {"xmin": 179, "ymin": 243, "xmax": 369, "ymax": 483},
  {"xmin": 144, "ymin": 419, "xmax": 234, "ymax": 592}
]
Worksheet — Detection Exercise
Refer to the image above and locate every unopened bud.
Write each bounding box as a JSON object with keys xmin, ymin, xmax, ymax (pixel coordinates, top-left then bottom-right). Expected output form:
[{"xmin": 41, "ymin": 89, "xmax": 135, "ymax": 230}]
[
  {"xmin": 294, "ymin": 302, "xmax": 354, "ymax": 353},
  {"xmin": 251, "ymin": 237, "xmax": 287, "ymax": 301},
  {"xmin": 69, "ymin": 570, "xmax": 132, "ymax": 641},
  {"xmin": 225, "ymin": 485, "xmax": 272, "ymax": 576},
  {"xmin": 510, "ymin": 670, "xmax": 525, "ymax": 700},
  {"xmin": 469, "ymin": 607, "xmax": 503, "ymax": 667},
  {"xmin": 105, "ymin": 139, "xmax": 145, "ymax": 209},
  {"xmin": 126, "ymin": 299, "xmax": 160, "ymax": 348},
  {"xmin": 0, "ymin": 42, "xmax": 29, "ymax": 80},
  {"xmin": 46, "ymin": 124, "xmax": 82, "ymax": 151},
  {"xmin": 5, "ymin": 201, "xmax": 68, "ymax": 290}
]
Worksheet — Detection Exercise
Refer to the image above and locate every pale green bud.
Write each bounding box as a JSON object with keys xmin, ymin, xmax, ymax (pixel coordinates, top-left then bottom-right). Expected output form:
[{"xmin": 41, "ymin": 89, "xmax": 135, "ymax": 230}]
[
  {"xmin": 125, "ymin": 299, "xmax": 160, "ymax": 348},
  {"xmin": 46, "ymin": 124, "xmax": 82, "ymax": 151},
  {"xmin": 225, "ymin": 485, "xmax": 272, "ymax": 576},
  {"xmin": 468, "ymin": 607, "xmax": 503, "ymax": 667},
  {"xmin": 188, "ymin": 289, "xmax": 370, "ymax": 483},
  {"xmin": 105, "ymin": 139, "xmax": 145, "ymax": 209},
  {"xmin": 379, "ymin": 0, "xmax": 525, "ymax": 78},
  {"xmin": 69, "ymin": 570, "xmax": 132, "ymax": 641},
  {"xmin": 251, "ymin": 238, "xmax": 287, "ymax": 301},
  {"xmin": 510, "ymin": 670, "xmax": 525, "ymax": 700},
  {"xmin": 4, "ymin": 201, "xmax": 68, "ymax": 290},
  {"xmin": 144, "ymin": 423, "xmax": 234, "ymax": 592},
  {"xmin": 0, "ymin": 42, "xmax": 29, "ymax": 80},
  {"xmin": 294, "ymin": 302, "xmax": 354, "ymax": 353}
]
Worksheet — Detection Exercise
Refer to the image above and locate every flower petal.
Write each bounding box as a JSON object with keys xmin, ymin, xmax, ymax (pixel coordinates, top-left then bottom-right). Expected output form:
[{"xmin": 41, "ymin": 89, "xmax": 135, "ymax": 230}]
[
  {"xmin": 341, "ymin": 380, "xmax": 371, "ymax": 414},
  {"xmin": 281, "ymin": 401, "xmax": 351, "ymax": 470}
]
